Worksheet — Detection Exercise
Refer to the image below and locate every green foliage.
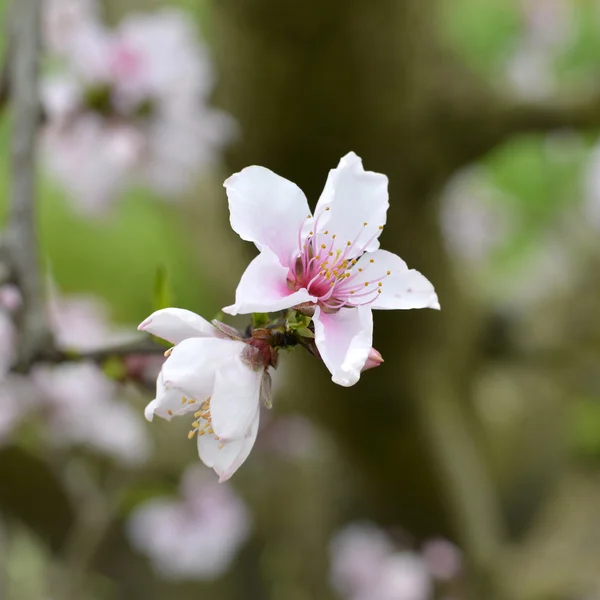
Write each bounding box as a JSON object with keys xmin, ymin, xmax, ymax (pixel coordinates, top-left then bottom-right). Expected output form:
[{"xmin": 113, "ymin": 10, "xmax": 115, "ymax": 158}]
[{"xmin": 569, "ymin": 397, "xmax": 600, "ymax": 458}]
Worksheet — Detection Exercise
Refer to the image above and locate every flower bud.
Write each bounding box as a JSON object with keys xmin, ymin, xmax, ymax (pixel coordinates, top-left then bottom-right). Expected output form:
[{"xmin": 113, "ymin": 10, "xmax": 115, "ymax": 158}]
[{"xmin": 362, "ymin": 348, "xmax": 384, "ymax": 372}]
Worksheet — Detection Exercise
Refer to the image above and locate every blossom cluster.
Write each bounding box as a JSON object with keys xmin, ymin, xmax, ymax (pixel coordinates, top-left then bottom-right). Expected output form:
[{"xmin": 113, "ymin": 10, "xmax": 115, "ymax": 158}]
[
  {"xmin": 127, "ymin": 465, "xmax": 251, "ymax": 580},
  {"xmin": 329, "ymin": 523, "xmax": 462, "ymax": 600},
  {"xmin": 0, "ymin": 285, "xmax": 151, "ymax": 464},
  {"xmin": 140, "ymin": 152, "xmax": 439, "ymax": 481},
  {"xmin": 42, "ymin": 0, "xmax": 232, "ymax": 214}
]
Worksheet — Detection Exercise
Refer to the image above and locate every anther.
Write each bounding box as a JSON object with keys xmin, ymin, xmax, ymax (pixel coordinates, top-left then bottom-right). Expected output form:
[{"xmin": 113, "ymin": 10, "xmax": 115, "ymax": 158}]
[
  {"xmin": 358, "ymin": 268, "xmax": 363, "ymax": 272},
  {"xmin": 188, "ymin": 399, "xmax": 196, "ymax": 404},
  {"xmin": 363, "ymin": 222, "xmax": 368, "ymax": 226},
  {"xmin": 347, "ymin": 241, "xmax": 351, "ymax": 246},
  {"xmin": 192, "ymin": 421, "xmax": 200, "ymax": 429},
  {"xmin": 350, "ymin": 290, "xmax": 355, "ymax": 294},
  {"xmin": 386, "ymin": 270, "xmax": 391, "ymax": 275},
  {"xmin": 181, "ymin": 397, "xmax": 187, "ymax": 404},
  {"xmin": 194, "ymin": 410, "xmax": 203, "ymax": 418},
  {"xmin": 218, "ymin": 443, "xmax": 225, "ymax": 449},
  {"xmin": 188, "ymin": 430, "xmax": 196, "ymax": 439},
  {"xmin": 365, "ymin": 282, "xmax": 369, "ymax": 287},
  {"xmin": 332, "ymin": 234, "xmax": 336, "ymax": 239},
  {"xmin": 379, "ymin": 226, "xmax": 383, "ymax": 230},
  {"xmin": 321, "ymin": 244, "xmax": 326, "ymax": 249},
  {"xmin": 167, "ymin": 410, "xmax": 173, "ymax": 416},
  {"xmin": 325, "ymin": 207, "xmax": 331, "ymax": 211},
  {"xmin": 164, "ymin": 347, "xmax": 173, "ymax": 357},
  {"xmin": 324, "ymin": 230, "xmax": 329, "ymax": 234},
  {"xmin": 377, "ymin": 289, "xmax": 382, "ymax": 294},
  {"xmin": 370, "ymin": 259, "xmax": 374, "ymax": 263}
]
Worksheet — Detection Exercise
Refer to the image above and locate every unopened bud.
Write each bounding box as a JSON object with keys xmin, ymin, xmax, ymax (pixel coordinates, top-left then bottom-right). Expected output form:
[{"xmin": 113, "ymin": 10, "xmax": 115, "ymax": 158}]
[{"xmin": 362, "ymin": 348, "xmax": 384, "ymax": 372}]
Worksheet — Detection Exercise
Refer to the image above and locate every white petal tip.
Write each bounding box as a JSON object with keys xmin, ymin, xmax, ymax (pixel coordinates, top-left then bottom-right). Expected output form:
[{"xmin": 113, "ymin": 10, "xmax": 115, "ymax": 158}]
[
  {"xmin": 430, "ymin": 299, "xmax": 441, "ymax": 310},
  {"xmin": 138, "ymin": 317, "xmax": 152, "ymax": 331},
  {"xmin": 332, "ymin": 374, "xmax": 360, "ymax": 388},
  {"xmin": 222, "ymin": 305, "xmax": 237, "ymax": 316},
  {"xmin": 217, "ymin": 471, "xmax": 232, "ymax": 483}
]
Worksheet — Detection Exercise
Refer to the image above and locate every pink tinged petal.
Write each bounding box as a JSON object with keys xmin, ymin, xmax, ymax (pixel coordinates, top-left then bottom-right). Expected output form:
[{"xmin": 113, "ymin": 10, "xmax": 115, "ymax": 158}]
[
  {"xmin": 225, "ymin": 165, "xmax": 311, "ymax": 265},
  {"xmin": 138, "ymin": 307, "xmax": 218, "ymax": 344},
  {"xmin": 197, "ymin": 411, "xmax": 260, "ymax": 482},
  {"xmin": 210, "ymin": 357, "xmax": 263, "ymax": 442},
  {"xmin": 313, "ymin": 305, "xmax": 373, "ymax": 387},
  {"xmin": 145, "ymin": 372, "xmax": 195, "ymax": 422},
  {"xmin": 350, "ymin": 250, "xmax": 439, "ymax": 310},
  {"xmin": 161, "ymin": 337, "xmax": 246, "ymax": 401},
  {"xmin": 223, "ymin": 249, "xmax": 316, "ymax": 315},
  {"xmin": 313, "ymin": 152, "xmax": 389, "ymax": 258}
]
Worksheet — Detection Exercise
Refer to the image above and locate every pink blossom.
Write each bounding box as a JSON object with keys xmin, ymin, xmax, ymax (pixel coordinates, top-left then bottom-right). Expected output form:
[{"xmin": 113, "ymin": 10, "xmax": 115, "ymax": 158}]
[
  {"xmin": 42, "ymin": 6, "xmax": 233, "ymax": 214},
  {"xmin": 421, "ymin": 538, "xmax": 462, "ymax": 582},
  {"xmin": 127, "ymin": 465, "xmax": 250, "ymax": 579},
  {"xmin": 3, "ymin": 289, "xmax": 151, "ymax": 463},
  {"xmin": 330, "ymin": 523, "xmax": 433, "ymax": 600},
  {"xmin": 223, "ymin": 153, "xmax": 439, "ymax": 387},
  {"xmin": 440, "ymin": 167, "xmax": 513, "ymax": 269},
  {"xmin": 506, "ymin": 0, "xmax": 574, "ymax": 100},
  {"xmin": 33, "ymin": 362, "xmax": 151, "ymax": 464},
  {"xmin": 139, "ymin": 308, "xmax": 269, "ymax": 482}
]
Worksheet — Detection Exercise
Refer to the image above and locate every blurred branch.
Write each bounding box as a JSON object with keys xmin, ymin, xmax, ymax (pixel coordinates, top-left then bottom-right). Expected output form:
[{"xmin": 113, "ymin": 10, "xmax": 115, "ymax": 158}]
[
  {"xmin": 1, "ymin": 0, "xmax": 53, "ymax": 369},
  {"xmin": 56, "ymin": 338, "xmax": 167, "ymax": 364},
  {"xmin": 450, "ymin": 84, "xmax": 600, "ymax": 162},
  {"xmin": 49, "ymin": 459, "xmax": 122, "ymax": 600}
]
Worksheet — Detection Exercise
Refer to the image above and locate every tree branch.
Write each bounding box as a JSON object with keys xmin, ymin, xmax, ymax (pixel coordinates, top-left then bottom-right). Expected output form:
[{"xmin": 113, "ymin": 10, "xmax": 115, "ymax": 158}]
[{"xmin": 3, "ymin": 0, "xmax": 52, "ymax": 369}]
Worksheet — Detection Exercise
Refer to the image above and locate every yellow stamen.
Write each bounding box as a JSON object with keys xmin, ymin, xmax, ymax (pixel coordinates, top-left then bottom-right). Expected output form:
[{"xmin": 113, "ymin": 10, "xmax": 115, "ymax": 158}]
[
  {"xmin": 164, "ymin": 347, "xmax": 173, "ymax": 357},
  {"xmin": 188, "ymin": 430, "xmax": 196, "ymax": 439}
]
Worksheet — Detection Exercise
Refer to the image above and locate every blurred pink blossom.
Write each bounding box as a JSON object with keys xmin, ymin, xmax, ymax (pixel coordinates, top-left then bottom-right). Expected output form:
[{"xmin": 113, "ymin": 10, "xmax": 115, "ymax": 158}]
[
  {"xmin": 440, "ymin": 167, "xmax": 513, "ymax": 270},
  {"xmin": 2, "ymin": 288, "xmax": 151, "ymax": 464},
  {"xmin": 421, "ymin": 538, "xmax": 462, "ymax": 582},
  {"xmin": 42, "ymin": 4, "xmax": 233, "ymax": 214},
  {"xmin": 330, "ymin": 524, "xmax": 462, "ymax": 600},
  {"xmin": 506, "ymin": 0, "xmax": 574, "ymax": 100},
  {"xmin": 33, "ymin": 362, "xmax": 151, "ymax": 464},
  {"xmin": 329, "ymin": 523, "xmax": 396, "ymax": 597},
  {"xmin": 127, "ymin": 465, "xmax": 251, "ymax": 579}
]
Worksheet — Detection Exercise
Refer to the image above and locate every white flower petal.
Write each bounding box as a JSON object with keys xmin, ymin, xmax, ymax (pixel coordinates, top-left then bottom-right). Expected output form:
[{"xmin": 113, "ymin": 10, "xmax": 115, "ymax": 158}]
[
  {"xmin": 350, "ymin": 250, "xmax": 439, "ymax": 310},
  {"xmin": 138, "ymin": 307, "xmax": 218, "ymax": 343},
  {"xmin": 313, "ymin": 305, "xmax": 373, "ymax": 387},
  {"xmin": 313, "ymin": 152, "xmax": 389, "ymax": 258},
  {"xmin": 145, "ymin": 372, "xmax": 195, "ymax": 422},
  {"xmin": 161, "ymin": 337, "xmax": 245, "ymax": 400},
  {"xmin": 210, "ymin": 357, "xmax": 263, "ymax": 442},
  {"xmin": 223, "ymin": 249, "xmax": 316, "ymax": 315},
  {"xmin": 197, "ymin": 411, "xmax": 260, "ymax": 482},
  {"xmin": 225, "ymin": 165, "xmax": 311, "ymax": 265}
]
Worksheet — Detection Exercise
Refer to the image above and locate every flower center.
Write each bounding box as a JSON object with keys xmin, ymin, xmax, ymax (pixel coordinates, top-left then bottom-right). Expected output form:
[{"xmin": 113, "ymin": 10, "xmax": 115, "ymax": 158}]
[
  {"xmin": 287, "ymin": 211, "xmax": 391, "ymax": 311},
  {"xmin": 184, "ymin": 396, "xmax": 225, "ymax": 449}
]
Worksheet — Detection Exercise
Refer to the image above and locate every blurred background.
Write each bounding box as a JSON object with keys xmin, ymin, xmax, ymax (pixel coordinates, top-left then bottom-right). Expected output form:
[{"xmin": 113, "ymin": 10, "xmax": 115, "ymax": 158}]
[{"xmin": 2, "ymin": 0, "xmax": 600, "ymax": 598}]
